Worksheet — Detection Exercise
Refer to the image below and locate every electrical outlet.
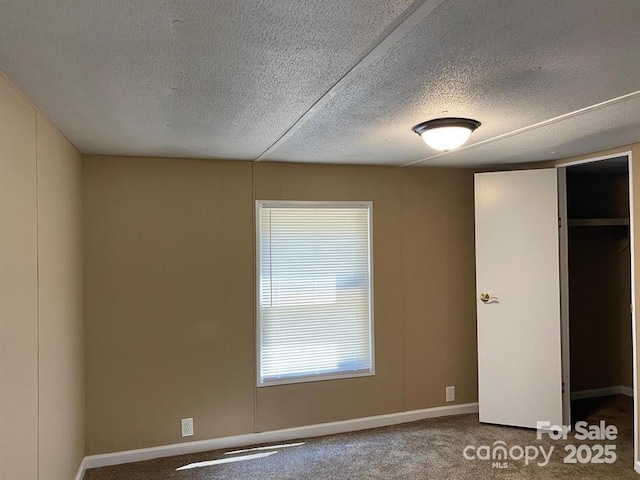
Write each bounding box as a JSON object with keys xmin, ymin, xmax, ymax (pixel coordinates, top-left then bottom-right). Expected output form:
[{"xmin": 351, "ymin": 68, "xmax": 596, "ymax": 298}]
[
  {"xmin": 446, "ymin": 386, "xmax": 455, "ymax": 403},
  {"xmin": 181, "ymin": 417, "xmax": 194, "ymax": 437}
]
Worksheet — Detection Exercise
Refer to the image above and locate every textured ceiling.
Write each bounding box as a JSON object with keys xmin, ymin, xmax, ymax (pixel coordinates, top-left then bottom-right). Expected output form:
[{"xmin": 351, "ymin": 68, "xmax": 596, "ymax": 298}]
[
  {"xmin": 1, "ymin": 0, "xmax": 640, "ymax": 166},
  {"xmin": 0, "ymin": 0, "xmax": 417, "ymax": 159}
]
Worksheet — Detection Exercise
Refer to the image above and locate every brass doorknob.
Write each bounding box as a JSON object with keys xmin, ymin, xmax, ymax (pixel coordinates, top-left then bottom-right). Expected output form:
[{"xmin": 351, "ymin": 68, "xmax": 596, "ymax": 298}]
[{"xmin": 480, "ymin": 292, "xmax": 498, "ymax": 303}]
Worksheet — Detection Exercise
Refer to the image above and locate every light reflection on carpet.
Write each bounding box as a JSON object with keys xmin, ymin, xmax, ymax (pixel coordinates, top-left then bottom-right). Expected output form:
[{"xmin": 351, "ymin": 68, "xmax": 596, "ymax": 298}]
[{"xmin": 176, "ymin": 451, "xmax": 277, "ymax": 470}]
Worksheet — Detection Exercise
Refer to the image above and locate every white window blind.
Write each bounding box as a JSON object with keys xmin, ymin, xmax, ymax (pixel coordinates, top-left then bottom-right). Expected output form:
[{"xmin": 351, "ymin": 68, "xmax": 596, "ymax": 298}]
[{"xmin": 257, "ymin": 201, "xmax": 374, "ymax": 386}]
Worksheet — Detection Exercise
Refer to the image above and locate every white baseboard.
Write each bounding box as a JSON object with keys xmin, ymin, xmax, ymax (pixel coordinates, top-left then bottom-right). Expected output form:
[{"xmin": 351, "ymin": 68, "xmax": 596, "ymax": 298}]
[
  {"xmin": 571, "ymin": 385, "xmax": 634, "ymax": 400},
  {"xmin": 74, "ymin": 457, "xmax": 87, "ymax": 480},
  {"xmin": 82, "ymin": 402, "xmax": 478, "ymax": 470}
]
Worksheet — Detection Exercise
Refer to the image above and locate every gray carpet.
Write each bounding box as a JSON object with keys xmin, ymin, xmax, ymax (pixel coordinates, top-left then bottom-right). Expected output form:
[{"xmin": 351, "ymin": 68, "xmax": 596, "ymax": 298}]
[{"xmin": 85, "ymin": 395, "xmax": 635, "ymax": 479}]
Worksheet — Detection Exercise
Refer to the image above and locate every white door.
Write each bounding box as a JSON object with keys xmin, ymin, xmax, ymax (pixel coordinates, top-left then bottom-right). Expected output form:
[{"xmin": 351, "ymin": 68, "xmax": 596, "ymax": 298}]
[{"xmin": 475, "ymin": 169, "xmax": 564, "ymax": 429}]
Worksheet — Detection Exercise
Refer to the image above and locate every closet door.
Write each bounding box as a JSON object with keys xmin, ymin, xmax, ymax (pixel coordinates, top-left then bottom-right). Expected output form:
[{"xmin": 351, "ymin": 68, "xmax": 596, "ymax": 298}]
[{"xmin": 475, "ymin": 169, "xmax": 563, "ymax": 429}]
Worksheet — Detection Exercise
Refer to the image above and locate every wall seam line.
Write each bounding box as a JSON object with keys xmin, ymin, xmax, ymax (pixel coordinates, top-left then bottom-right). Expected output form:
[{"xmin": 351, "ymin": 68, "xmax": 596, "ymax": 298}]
[
  {"xmin": 105, "ymin": 158, "xmax": 112, "ymax": 453},
  {"xmin": 399, "ymin": 170, "xmax": 407, "ymax": 412},
  {"xmin": 221, "ymin": 165, "xmax": 229, "ymax": 434},
  {"xmin": 161, "ymin": 159, "xmax": 168, "ymax": 444},
  {"xmin": 199, "ymin": 161, "xmax": 204, "ymax": 438},
  {"xmin": 137, "ymin": 160, "xmax": 143, "ymax": 445},
  {"xmin": 35, "ymin": 111, "xmax": 40, "ymax": 480},
  {"xmin": 252, "ymin": 163, "xmax": 258, "ymax": 433}
]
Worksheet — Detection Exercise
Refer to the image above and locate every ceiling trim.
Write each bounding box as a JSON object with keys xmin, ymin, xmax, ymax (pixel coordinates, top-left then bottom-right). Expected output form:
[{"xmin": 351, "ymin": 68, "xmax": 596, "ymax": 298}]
[
  {"xmin": 402, "ymin": 89, "xmax": 640, "ymax": 167},
  {"xmin": 253, "ymin": 0, "xmax": 445, "ymax": 162}
]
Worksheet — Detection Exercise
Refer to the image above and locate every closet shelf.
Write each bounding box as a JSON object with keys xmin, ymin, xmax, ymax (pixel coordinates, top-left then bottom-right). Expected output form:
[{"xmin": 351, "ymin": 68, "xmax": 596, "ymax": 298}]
[{"xmin": 568, "ymin": 218, "xmax": 629, "ymax": 227}]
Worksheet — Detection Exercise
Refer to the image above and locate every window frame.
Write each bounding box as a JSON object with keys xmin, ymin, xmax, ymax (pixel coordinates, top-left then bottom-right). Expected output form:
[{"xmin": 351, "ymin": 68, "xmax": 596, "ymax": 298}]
[{"xmin": 255, "ymin": 200, "xmax": 375, "ymax": 387}]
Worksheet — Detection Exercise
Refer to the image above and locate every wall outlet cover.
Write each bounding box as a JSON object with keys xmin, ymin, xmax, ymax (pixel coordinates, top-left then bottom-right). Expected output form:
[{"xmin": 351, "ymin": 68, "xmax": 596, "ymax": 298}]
[
  {"xmin": 181, "ymin": 417, "xmax": 194, "ymax": 437},
  {"xmin": 446, "ymin": 386, "xmax": 455, "ymax": 403}
]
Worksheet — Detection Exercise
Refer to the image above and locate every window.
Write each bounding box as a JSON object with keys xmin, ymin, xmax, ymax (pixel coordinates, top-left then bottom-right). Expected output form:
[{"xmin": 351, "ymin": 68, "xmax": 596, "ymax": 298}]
[{"xmin": 256, "ymin": 201, "xmax": 374, "ymax": 386}]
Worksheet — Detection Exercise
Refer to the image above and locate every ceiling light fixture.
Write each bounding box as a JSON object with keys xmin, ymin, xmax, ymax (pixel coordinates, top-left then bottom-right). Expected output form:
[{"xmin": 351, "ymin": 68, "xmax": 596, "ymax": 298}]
[{"xmin": 412, "ymin": 117, "xmax": 481, "ymax": 151}]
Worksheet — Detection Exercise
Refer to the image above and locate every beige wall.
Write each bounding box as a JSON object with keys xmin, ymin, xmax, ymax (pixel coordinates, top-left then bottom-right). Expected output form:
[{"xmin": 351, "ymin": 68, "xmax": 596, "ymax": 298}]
[
  {"xmin": 0, "ymin": 72, "xmax": 84, "ymax": 480},
  {"xmin": 37, "ymin": 113, "xmax": 85, "ymax": 480},
  {"xmin": 83, "ymin": 157, "xmax": 478, "ymax": 453},
  {"xmin": 0, "ymin": 69, "xmax": 38, "ymax": 480},
  {"xmin": 83, "ymin": 156, "xmax": 255, "ymax": 454}
]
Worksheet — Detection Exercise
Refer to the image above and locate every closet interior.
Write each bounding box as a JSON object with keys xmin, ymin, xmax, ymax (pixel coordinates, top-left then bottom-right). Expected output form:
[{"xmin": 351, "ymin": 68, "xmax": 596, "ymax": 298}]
[{"xmin": 565, "ymin": 156, "xmax": 633, "ymax": 423}]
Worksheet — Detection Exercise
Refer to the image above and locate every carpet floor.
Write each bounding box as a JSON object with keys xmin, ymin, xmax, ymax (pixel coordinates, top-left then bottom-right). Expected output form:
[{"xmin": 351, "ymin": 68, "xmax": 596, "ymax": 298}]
[{"xmin": 85, "ymin": 395, "xmax": 635, "ymax": 479}]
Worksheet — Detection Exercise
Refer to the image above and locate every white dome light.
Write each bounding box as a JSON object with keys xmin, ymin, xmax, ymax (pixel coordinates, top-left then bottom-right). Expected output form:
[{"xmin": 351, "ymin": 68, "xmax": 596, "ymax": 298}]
[{"xmin": 412, "ymin": 118, "xmax": 481, "ymax": 152}]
